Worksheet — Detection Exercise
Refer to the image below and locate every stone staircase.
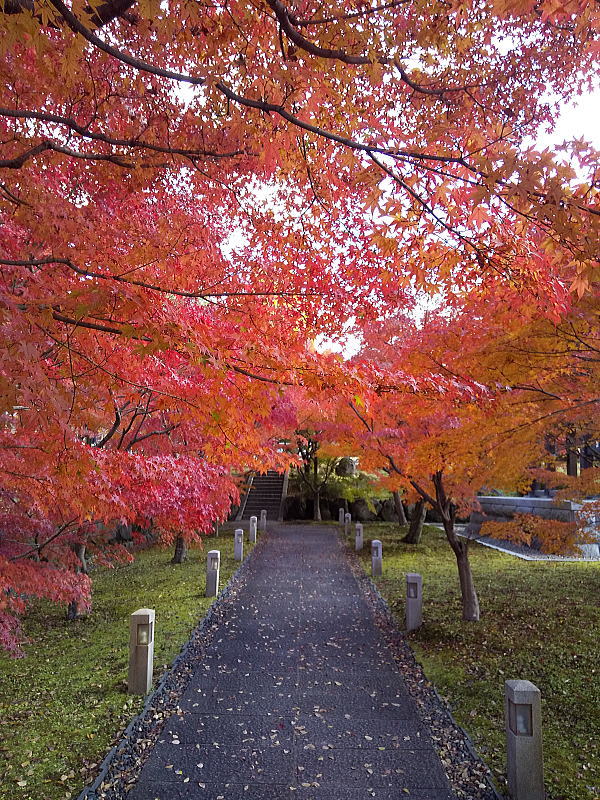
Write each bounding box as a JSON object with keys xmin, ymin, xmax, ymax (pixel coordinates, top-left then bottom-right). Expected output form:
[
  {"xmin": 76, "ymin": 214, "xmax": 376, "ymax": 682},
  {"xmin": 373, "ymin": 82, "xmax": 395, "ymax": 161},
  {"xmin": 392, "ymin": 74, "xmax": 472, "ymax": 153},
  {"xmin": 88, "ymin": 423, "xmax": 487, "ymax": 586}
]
[{"xmin": 238, "ymin": 470, "xmax": 287, "ymax": 522}]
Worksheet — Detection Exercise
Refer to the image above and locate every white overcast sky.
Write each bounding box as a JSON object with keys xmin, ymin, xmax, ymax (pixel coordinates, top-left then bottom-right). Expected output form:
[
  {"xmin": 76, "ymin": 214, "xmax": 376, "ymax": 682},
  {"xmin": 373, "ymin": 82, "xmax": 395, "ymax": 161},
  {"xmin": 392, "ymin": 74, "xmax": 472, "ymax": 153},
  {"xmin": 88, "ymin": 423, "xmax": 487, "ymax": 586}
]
[{"xmin": 538, "ymin": 89, "xmax": 600, "ymax": 148}]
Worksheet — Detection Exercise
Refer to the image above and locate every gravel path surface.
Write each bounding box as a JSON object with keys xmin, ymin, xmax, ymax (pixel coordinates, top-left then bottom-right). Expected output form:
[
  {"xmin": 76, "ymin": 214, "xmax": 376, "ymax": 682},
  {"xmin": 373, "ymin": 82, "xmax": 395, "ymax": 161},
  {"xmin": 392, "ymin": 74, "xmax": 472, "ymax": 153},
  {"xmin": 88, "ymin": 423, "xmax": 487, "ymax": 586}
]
[{"xmin": 81, "ymin": 524, "xmax": 499, "ymax": 800}]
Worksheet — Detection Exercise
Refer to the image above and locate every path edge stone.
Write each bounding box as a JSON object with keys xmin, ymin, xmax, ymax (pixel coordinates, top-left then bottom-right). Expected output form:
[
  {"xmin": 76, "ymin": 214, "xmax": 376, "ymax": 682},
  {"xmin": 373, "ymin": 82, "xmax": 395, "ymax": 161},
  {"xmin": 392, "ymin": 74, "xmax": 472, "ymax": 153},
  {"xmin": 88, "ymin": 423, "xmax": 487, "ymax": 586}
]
[
  {"xmin": 340, "ymin": 529, "xmax": 506, "ymax": 800},
  {"xmin": 75, "ymin": 533, "xmax": 267, "ymax": 800}
]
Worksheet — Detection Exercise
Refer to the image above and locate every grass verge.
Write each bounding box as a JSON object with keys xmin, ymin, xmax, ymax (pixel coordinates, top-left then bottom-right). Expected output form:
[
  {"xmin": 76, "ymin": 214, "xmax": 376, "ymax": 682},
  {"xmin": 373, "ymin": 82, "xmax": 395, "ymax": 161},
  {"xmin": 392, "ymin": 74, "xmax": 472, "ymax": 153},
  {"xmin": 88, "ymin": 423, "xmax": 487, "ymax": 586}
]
[
  {"xmin": 351, "ymin": 523, "xmax": 599, "ymax": 800},
  {"xmin": 0, "ymin": 528, "xmax": 252, "ymax": 800}
]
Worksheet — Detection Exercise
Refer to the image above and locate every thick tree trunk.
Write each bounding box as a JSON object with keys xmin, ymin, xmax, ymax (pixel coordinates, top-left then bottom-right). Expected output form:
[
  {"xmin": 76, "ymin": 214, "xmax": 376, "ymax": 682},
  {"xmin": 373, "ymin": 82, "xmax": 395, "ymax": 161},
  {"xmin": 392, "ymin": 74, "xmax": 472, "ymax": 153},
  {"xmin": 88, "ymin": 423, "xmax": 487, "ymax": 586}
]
[
  {"xmin": 66, "ymin": 600, "xmax": 80, "ymax": 620},
  {"xmin": 402, "ymin": 499, "xmax": 426, "ymax": 544},
  {"xmin": 67, "ymin": 543, "xmax": 88, "ymax": 620},
  {"xmin": 313, "ymin": 489, "xmax": 321, "ymax": 521},
  {"xmin": 172, "ymin": 535, "xmax": 188, "ymax": 564},
  {"xmin": 75, "ymin": 542, "xmax": 88, "ymax": 574},
  {"xmin": 392, "ymin": 490, "xmax": 408, "ymax": 526},
  {"xmin": 453, "ymin": 540, "xmax": 480, "ymax": 621},
  {"xmin": 580, "ymin": 438, "xmax": 595, "ymax": 470},
  {"xmin": 566, "ymin": 433, "xmax": 578, "ymax": 476},
  {"xmin": 312, "ymin": 456, "xmax": 321, "ymax": 520},
  {"xmin": 431, "ymin": 470, "xmax": 480, "ymax": 622}
]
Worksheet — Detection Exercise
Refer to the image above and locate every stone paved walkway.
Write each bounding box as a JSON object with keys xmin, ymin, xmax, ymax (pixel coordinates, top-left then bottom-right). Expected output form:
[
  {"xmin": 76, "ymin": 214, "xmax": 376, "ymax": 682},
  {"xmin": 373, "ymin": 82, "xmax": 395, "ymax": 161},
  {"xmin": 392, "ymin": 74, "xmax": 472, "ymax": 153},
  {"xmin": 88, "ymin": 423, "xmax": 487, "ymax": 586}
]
[{"xmin": 128, "ymin": 525, "xmax": 458, "ymax": 800}]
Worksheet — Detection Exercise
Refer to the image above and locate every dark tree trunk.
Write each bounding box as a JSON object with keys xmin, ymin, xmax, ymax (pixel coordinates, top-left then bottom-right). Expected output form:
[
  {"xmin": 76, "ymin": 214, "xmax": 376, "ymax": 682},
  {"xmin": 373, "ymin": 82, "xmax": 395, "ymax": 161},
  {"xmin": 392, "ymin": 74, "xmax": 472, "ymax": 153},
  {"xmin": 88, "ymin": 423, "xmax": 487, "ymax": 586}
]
[
  {"xmin": 392, "ymin": 490, "xmax": 408, "ymax": 526},
  {"xmin": 312, "ymin": 456, "xmax": 321, "ymax": 520},
  {"xmin": 566, "ymin": 433, "xmax": 578, "ymax": 476},
  {"xmin": 451, "ymin": 538, "xmax": 480, "ymax": 621},
  {"xmin": 313, "ymin": 489, "xmax": 322, "ymax": 521},
  {"xmin": 66, "ymin": 600, "xmax": 80, "ymax": 620},
  {"xmin": 402, "ymin": 499, "xmax": 426, "ymax": 544},
  {"xmin": 580, "ymin": 437, "xmax": 595, "ymax": 470},
  {"xmin": 75, "ymin": 542, "xmax": 88, "ymax": 574},
  {"xmin": 433, "ymin": 471, "xmax": 480, "ymax": 622},
  {"xmin": 66, "ymin": 542, "xmax": 88, "ymax": 620},
  {"xmin": 172, "ymin": 535, "xmax": 188, "ymax": 564}
]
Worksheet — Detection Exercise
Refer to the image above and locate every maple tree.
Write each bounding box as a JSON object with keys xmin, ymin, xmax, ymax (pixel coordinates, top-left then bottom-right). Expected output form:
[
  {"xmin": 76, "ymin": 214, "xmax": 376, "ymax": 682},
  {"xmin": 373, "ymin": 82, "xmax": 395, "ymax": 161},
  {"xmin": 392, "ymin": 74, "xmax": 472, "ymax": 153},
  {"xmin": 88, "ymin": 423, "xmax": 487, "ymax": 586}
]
[
  {"xmin": 1, "ymin": 0, "xmax": 599, "ymax": 650},
  {"xmin": 295, "ymin": 431, "xmax": 340, "ymax": 521},
  {"xmin": 333, "ymin": 285, "xmax": 599, "ymax": 621}
]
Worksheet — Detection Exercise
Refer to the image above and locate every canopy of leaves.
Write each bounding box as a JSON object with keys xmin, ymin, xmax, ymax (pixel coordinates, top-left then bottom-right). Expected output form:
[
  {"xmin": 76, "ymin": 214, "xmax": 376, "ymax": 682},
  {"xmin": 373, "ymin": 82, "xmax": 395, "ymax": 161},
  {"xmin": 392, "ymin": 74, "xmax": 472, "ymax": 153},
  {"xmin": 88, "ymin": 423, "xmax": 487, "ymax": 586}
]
[{"xmin": 1, "ymin": 0, "xmax": 598, "ymax": 649}]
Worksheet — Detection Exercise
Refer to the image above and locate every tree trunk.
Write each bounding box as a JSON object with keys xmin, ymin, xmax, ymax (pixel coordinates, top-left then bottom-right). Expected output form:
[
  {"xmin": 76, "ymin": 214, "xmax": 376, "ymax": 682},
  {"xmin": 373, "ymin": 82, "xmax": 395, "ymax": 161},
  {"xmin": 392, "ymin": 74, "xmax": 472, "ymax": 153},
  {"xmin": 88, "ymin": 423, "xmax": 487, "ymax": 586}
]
[
  {"xmin": 580, "ymin": 437, "xmax": 595, "ymax": 470},
  {"xmin": 66, "ymin": 543, "xmax": 87, "ymax": 620},
  {"xmin": 565, "ymin": 433, "xmax": 578, "ymax": 476},
  {"xmin": 66, "ymin": 599, "xmax": 80, "ymax": 620},
  {"xmin": 172, "ymin": 535, "xmax": 188, "ymax": 563},
  {"xmin": 402, "ymin": 499, "xmax": 426, "ymax": 544},
  {"xmin": 453, "ymin": 539, "xmax": 480, "ymax": 621},
  {"xmin": 311, "ymin": 456, "xmax": 321, "ymax": 520},
  {"xmin": 392, "ymin": 490, "xmax": 408, "ymax": 526},
  {"xmin": 431, "ymin": 470, "xmax": 480, "ymax": 622},
  {"xmin": 75, "ymin": 542, "xmax": 88, "ymax": 574},
  {"xmin": 313, "ymin": 489, "xmax": 321, "ymax": 521}
]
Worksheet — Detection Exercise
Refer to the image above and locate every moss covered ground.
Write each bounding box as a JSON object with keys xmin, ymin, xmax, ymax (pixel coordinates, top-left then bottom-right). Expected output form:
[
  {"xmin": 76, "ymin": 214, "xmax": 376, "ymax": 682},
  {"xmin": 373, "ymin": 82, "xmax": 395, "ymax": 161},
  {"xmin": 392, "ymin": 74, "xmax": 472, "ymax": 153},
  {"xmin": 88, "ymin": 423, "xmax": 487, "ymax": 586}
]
[
  {"xmin": 351, "ymin": 523, "xmax": 599, "ymax": 800},
  {"xmin": 0, "ymin": 529, "xmax": 250, "ymax": 800}
]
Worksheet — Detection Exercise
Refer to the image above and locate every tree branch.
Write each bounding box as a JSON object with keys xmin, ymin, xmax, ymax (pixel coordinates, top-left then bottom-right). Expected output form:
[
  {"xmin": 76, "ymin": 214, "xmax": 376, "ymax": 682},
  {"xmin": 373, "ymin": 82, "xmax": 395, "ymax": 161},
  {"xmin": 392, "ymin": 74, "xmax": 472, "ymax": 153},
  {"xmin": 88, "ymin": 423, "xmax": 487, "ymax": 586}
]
[
  {"xmin": 215, "ymin": 82, "xmax": 468, "ymax": 165},
  {"xmin": 82, "ymin": 0, "xmax": 137, "ymax": 28},
  {"xmin": 11, "ymin": 519, "xmax": 79, "ymax": 561},
  {"xmin": 47, "ymin": 0, "xmax": 206, "ymax": 85},
  {"xmin": 269, "ymin": 0, "xmax": 461, "ymax": 96},
  {"xmin": 290, "ymin": 0, "xmax": 409, "ymax": 27},
  {"xmin": 0, "ymin": 106, "xmax": 243, "ymax": 160},
  {"xmin": 95, "ymin": 401, "xmax": 123, "ymax": 447},
  {"xmin": 127, "ymin": 422, "xmax": 180, "ymax": 449},
  {"xmin": 2, "ymin": 256, "xmax": 320, "ymax": 302},
  {"xmin": 348, "ymin": 401, "xmax": 374, "ymax": 432},
  {"xmin": 52, "ymin": 311, "xmax": 152, "ymax": 340},
  {"xmin": 409, "ymin": 478, "xmax": 437, "ymax": 510}
]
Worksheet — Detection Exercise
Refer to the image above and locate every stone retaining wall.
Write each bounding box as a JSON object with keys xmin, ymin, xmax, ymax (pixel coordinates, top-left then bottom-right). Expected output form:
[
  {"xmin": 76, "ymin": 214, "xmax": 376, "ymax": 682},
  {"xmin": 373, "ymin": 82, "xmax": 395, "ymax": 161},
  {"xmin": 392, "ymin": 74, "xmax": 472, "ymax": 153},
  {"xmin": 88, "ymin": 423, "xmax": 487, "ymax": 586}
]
[{"xmin": 466, "ymin": 496, "xmax": 600, "ymax": 558}]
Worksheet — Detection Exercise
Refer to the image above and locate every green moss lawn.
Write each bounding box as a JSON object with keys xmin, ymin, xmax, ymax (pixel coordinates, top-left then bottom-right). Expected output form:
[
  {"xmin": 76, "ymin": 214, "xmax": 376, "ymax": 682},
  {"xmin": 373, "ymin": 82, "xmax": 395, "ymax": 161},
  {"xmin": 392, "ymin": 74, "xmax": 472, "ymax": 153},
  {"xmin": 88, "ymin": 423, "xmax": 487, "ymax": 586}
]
[
  {"xmin": 0, "ymin": 529, "xmax": 250, "ymax": 800},
  {"xmin": 352, "ymin": 523, "xmax": 599, "ymax": 800}
]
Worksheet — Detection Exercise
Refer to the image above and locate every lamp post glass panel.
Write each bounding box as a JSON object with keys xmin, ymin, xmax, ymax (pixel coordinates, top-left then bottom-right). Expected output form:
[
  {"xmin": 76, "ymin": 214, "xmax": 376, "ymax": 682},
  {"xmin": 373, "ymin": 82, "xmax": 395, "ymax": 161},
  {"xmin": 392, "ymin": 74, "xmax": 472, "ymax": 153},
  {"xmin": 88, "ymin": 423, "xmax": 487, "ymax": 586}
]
[
  {"xmin": 136, "ymin": 622, "xmax": 152, "ymax": 646},
  {"xmin": 508, "ymin": 701, "xmax": 533, "ymax": 737}
]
